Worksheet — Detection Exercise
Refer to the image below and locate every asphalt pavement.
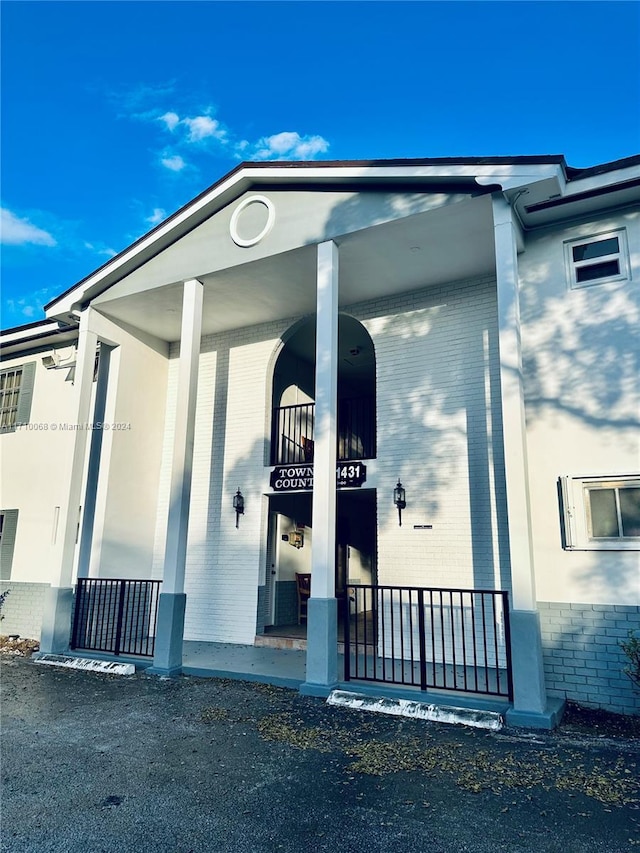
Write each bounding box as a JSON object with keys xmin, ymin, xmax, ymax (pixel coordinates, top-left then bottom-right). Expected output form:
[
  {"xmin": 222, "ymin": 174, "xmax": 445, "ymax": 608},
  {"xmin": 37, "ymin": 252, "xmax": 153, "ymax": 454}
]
[{"xmin": 1, "ymin": 656, "xmax": 638, "ymax": 853}]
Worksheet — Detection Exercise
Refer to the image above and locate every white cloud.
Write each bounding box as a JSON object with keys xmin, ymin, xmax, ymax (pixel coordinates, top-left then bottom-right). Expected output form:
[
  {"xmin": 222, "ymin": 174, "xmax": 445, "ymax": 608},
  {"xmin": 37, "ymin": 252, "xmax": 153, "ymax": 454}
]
[
  {"xmin": 250, "ymin": 132, "xmax": 330, "ymax": 161},
  {"xmin": 161, "ymin": 154, "xmax": 186, "ymax": 172},
  {"xmin": 159, "ymin": 111, "xmax": 180, "ymax": 131},
  {"xmin": 5, "ymin": 285, "xmax": 58, "ymax": 321},
  {"xmin": 1, "ymin": 208, "xmax": 57, "ymax": 246},
  {"xmin": 156, "ymin": 109, "xmax": 227, "ymax": 144},
  {"xmin": 123, "ymin": 92, "xmax": 331, "ymax": 171},
  {"xmin": 145, "ymin": 208, "xmax": 166, "ymax": 226},
  {"xmin": 84, "ymin": 241, "xmax": 117, "ymax": 258},
  {"xmin": 184, "ymin": 115, "xmax": 227, "ymax": 143}
]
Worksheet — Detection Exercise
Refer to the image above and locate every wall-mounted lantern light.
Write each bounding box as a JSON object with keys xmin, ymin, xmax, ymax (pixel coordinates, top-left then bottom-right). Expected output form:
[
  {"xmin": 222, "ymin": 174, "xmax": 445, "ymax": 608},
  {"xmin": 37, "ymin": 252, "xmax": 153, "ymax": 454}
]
[
  {"xmin": 233, "ymin": 488, "xmax": 244, "ymax": 528},
  {"xmin": 393, "ymin": 480, "xmax": 406, "ymax": 527},
  {"xmin": 289, "ymin": 529, "xmax": 304, "ymax": 549}
]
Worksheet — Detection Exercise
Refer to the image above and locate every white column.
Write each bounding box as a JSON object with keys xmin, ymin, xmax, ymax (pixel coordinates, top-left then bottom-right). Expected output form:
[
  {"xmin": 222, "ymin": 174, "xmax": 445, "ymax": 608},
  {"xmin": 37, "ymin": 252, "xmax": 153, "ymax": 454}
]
[
  {"xmin": 302, "ymin": 241, "xmax": 340, "ymax": 694},
  {"xmin": 162, "ymin": 278, "xmax": 204, "ymax": 595},
  {"xmin": 311, "ymin": 240, "xmax": 339, "ymax": 599},
  {"xmin": 40, "ymin": 308, "xmax": 99, "ymax": 652},
  {"xmin": 151, "ymin": 278, "xmax": 203, "ymax": 675},
  {"xmin": 492, "ymin": 194, "xmax": 557, "ymax": 727},
  {"xmin": 492, "ymin": 194, "xmax": 536, "ymax": 610}
]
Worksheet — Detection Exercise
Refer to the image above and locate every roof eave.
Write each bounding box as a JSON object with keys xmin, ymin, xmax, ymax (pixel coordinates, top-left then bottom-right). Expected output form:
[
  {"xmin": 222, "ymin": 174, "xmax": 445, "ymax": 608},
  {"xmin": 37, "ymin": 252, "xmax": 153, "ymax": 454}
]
[{"xmin": 45, "ymin": 158, "xmax": 573, "ymax": 320}]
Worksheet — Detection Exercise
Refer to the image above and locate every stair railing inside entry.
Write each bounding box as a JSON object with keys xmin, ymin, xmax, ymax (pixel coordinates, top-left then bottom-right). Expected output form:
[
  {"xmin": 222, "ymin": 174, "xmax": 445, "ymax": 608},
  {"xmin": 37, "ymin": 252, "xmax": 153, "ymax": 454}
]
[
  {"xmin": 71, "ymin": 578, "xmax": 162, "ymax": 658},
  {"xmin": 271, "ymin": 396, "xmax": 375, "ymax": 465},
  {"xmin": 343, "ymin": 585, "xmax": 513, "ymax": 700}
]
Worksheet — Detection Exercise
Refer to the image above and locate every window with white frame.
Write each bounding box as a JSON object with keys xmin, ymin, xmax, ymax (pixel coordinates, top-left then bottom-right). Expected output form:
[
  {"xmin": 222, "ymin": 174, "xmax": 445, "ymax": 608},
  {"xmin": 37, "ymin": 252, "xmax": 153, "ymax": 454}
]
[
  {"xmin": 564, "ymin": 229, "xmax": 630, "ymax": 290},
  {"xmin": 0, "ymin": 368, "xmax": 23, "ymax": 431},
  {"xmin": 560, "ymin": 475, "xmax": 640, "ymax": 550},
  {"xmin": 0, "ymin": 363, "xmax": 35, "ymax": 433}
]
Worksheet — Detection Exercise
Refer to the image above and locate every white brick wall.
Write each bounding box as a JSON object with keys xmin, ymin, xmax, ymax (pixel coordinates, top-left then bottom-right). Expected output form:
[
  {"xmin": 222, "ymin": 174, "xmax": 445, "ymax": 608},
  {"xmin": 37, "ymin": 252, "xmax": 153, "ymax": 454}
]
[
  {"xmin": 153, "ymin": 274, "xmax": 509, "ymax": 644},
  {"xmin": 152, "ymin": 320, "xmax": 296, "ymax": 643},
  {"xmin": 354, "ymin": 275, "xmax": 508, "ymax": 594}
]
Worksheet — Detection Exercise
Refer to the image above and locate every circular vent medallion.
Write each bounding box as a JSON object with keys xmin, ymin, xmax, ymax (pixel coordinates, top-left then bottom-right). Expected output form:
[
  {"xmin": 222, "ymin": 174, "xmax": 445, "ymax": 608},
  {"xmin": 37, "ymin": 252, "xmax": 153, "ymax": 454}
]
[{"xmin": 230, "ymin": 195, "xmax": 275, "ymax": 247}]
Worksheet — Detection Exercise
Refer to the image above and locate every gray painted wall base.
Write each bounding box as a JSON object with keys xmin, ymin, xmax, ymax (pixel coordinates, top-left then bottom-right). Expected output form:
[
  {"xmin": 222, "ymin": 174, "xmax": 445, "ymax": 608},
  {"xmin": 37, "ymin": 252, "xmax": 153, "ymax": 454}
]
[
  {"xmin": 509, "ymin": 609, "xmax": 548, "ymax": 715},
  {"xmin": 0, "ymin": 582, "xmax": 48, "ymax": 641},
  {"xmin": 538, "ymin": 601, "xmax": 640, "ymax": 716},
  {"xmin": 148, "ymin": 592, "xmax": 186, "ymax": 677},
  {"xmin": 506, "ymin": 696, "xmax": 566, "ymax": 730},
  {"xmin": 39, "ymin": 586, "xmax": 74, "ymax": 654},
  {"xmin": 299, "ymin": 680, "xmax": 339, "ymax": 698},
  {"xmin": 302, "ymin": 597, "xmax": 339, "ymax": 693}
]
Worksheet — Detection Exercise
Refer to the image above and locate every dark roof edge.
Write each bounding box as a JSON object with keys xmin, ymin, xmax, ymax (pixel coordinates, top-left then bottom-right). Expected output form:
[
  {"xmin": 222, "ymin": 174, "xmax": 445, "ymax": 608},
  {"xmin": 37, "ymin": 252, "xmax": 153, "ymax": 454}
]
[
  {"xmin": 525, "ymin": 176, "xmax": 640, "ymax": 213},
  {"xmin": 566, "ymin": 154, "xmax": 640, "ymax": 180}
]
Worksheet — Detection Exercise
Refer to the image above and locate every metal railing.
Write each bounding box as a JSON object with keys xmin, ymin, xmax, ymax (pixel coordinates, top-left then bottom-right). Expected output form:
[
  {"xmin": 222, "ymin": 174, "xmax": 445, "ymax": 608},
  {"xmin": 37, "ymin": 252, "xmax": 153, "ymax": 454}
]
[
  {"xmin": 71, "ymin": 578, "xmax": 162, "ymax": 658},
  {"xmin": 271, "ymin": 396, "xmax": 375, "ymax": 465},
  {"xmin": 343, "ymin": 585, "xmax": 513, "ymax": 699}
]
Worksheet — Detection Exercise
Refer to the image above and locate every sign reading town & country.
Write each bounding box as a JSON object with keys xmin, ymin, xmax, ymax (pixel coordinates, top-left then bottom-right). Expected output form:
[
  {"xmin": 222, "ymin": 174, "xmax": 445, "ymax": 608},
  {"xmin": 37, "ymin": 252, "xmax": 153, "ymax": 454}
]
[{"xmin": 270, "ymin": 463, "xmax": 367, "ymax": 492}]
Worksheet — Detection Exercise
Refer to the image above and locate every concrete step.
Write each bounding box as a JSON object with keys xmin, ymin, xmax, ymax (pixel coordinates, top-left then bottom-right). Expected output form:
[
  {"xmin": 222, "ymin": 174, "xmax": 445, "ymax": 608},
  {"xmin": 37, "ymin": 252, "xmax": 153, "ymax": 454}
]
[
  {"xmin": 255, "ymin": 634, "xmax": 307, "ymax": 651},
  {"xmin": 33, "ymin": 653, "xmax": 135, "ymax": 676},
  {"xmin": 327, "ymin": 688, "xmax": 505, "ymax": 730}
]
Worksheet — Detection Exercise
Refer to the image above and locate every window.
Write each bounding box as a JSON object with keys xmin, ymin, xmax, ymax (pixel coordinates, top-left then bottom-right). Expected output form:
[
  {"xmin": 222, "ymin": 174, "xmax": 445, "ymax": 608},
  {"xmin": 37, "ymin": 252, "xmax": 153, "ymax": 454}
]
[
  {"xmin": 559, "ymin": 475, "xmax": 640, "ymax": 550},
  {"xmin": 0, "ymin": 363, "xmax": 35, "ymax": 433},
  {"xmin": 0, "ymin": 509, "xmax": 19, "ymax": 580},
  {"xmin": 564, "ymin": 229, "xmax": 630, "ymax": 290}
]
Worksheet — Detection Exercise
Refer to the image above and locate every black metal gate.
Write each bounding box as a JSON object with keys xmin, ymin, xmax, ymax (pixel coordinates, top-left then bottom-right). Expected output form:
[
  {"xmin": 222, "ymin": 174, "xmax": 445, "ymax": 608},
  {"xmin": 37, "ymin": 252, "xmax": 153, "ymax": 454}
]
[
  {"xmin": 343, "ymin": 585, "xmax": 513, "ymax": 700},
  {"xmin": 71, "ymin": 578, "xmax": 161, "ymax": 658}
]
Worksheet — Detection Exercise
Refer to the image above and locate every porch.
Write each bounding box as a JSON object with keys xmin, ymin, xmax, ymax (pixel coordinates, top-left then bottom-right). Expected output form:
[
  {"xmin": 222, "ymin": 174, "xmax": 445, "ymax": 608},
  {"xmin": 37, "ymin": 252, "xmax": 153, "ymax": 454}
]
[
  {"xmin": 70, "ymin": 578, "xmax": 513, "ymax": 701},
  {"xmin": 180, "ymin": 640, "xmax": 511, "ymax": 719}
]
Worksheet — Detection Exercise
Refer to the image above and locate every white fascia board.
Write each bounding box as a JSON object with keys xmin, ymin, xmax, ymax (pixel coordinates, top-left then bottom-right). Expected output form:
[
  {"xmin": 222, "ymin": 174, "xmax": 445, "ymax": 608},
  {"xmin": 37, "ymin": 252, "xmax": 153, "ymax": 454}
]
[
  {"xmin": 562, "ymin": 162, "xmax": 640, "ymax": 196},
  {"xmin": 243, "ymin": 163, "xmax": 564, "ymax": 183},
  {"xmin": 45, "ymin": 161, "xmax": 565, "ymax": 319},
  {"xmin": 475, "ymin": 165, "xmax": 565, "ymax": 193},
  {"xmin": 1, "ymin": 319, "xmax": 66, "ymax": 345}
]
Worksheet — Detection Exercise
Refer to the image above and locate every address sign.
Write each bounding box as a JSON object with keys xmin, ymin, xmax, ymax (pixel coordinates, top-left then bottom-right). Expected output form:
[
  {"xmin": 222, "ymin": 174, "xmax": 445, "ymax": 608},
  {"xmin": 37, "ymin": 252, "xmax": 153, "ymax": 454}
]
[{"xmin": 270, "ymin": 463, "xmax": 366, "ymax": 492}]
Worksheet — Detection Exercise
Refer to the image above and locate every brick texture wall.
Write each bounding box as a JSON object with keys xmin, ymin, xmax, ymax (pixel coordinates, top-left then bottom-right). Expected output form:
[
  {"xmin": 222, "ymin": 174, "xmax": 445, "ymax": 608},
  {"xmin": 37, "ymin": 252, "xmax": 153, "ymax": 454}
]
[
  {"xmin": 0, "ymin": 582, "xmax": 48, "ymax": 641},
  {"xmin": 353, "ymin": 274, "xmax": 510, "ymax": 593},
  {"xmin": 151, "ymin": 274, "xmax": 511, "ymax": 644},
  {"xmin": 152, "ymin": 321, "xmax": 289, "ymax": 644},
  {"xmin": 539, "ymin": 601, "xmax": 640, "ymax": 716}
]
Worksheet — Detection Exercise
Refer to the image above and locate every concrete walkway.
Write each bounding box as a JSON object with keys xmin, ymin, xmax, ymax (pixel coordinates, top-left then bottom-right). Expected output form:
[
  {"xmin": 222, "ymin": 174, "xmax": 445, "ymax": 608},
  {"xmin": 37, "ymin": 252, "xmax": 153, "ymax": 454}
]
[
  {"xmin": 182, "ymin": 640, "xmax": 307, "ymax": 688},
  {"xmin": 179, "ymin": 641, "xmax": 510, "ymax": 720}
]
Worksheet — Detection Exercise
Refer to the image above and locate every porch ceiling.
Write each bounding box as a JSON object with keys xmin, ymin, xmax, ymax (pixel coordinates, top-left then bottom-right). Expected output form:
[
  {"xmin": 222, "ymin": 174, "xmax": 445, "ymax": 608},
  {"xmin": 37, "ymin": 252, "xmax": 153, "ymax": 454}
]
[{"xmin": 94, "ymin": 195, "xmax": 496, "ymax": 343}]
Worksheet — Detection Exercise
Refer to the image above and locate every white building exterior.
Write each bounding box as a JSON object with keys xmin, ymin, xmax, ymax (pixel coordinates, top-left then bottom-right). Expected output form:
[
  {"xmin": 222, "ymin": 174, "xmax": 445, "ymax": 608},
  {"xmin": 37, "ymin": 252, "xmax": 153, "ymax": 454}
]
[{"xmin": 1, "ymin": 155, "xmax": 638, "ymax": 725}]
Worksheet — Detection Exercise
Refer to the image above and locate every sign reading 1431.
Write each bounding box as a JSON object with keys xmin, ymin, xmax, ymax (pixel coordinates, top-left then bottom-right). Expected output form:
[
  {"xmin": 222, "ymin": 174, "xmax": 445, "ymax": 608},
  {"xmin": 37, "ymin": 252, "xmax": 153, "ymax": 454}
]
[{"xmin": 336, "ymin": 462, "xmax": 366, "ymax": 488}]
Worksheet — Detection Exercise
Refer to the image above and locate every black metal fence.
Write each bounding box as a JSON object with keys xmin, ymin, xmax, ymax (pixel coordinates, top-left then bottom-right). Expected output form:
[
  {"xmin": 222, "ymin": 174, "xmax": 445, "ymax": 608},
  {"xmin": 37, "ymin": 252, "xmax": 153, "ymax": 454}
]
[
  {"xmin": 343, "ymin": 585, "xmax": 513, "ymax": 699},
  {"xmin": 71, "ymin": 578, "xmax": 162, "ymax": 657},
  {"xmin": 271, "ymin": 396, "xmax": 375, "ymax": 465}
]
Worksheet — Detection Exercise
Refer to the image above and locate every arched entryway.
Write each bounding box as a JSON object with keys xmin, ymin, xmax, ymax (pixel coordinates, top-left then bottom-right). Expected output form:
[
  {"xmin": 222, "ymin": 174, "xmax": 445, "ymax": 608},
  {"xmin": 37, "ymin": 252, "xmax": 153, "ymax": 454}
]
[{"xmin": 262, "ymin": 314, "xmax": 377, "ymax": 638}]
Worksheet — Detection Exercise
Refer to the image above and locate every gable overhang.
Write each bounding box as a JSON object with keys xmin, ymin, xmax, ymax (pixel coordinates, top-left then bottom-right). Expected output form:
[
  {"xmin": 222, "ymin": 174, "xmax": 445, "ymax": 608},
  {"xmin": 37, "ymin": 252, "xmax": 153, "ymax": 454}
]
[
  {"xmin": 44, "ymin": 158, "xmax": 571, "ymax": 324},
  {"xmin": 0, "ymin": 318, "xmax": 79, "ymax": 361}
]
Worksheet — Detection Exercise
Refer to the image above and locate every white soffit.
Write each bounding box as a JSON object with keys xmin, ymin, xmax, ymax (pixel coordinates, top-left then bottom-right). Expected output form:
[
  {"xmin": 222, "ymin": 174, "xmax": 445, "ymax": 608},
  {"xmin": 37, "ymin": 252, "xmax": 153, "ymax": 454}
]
[{"xmin": 94, "ymin": 195, "xmax": 496, "ymax": 342}]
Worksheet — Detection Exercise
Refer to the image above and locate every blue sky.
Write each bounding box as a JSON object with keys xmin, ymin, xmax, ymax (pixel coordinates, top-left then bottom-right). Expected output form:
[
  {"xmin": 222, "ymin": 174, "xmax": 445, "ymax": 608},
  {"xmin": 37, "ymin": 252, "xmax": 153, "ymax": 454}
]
[{"xmin": 2, "ymin": 1, "xmax": 639, "ymax": 328}]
